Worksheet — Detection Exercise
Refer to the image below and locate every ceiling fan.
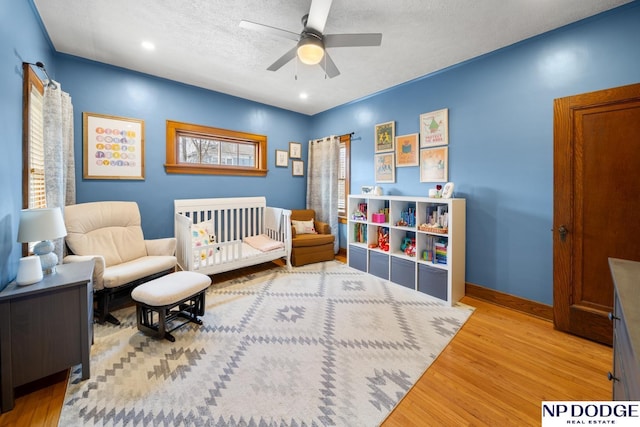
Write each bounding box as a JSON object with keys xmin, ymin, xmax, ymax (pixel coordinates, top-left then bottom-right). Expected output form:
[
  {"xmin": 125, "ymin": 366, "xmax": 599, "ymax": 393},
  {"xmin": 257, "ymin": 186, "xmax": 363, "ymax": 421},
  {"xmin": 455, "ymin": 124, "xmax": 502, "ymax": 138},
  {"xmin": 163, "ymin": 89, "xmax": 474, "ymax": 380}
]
[{"xmin": 239, "ymin": 0, "xmax": 382, "ymax": 78}]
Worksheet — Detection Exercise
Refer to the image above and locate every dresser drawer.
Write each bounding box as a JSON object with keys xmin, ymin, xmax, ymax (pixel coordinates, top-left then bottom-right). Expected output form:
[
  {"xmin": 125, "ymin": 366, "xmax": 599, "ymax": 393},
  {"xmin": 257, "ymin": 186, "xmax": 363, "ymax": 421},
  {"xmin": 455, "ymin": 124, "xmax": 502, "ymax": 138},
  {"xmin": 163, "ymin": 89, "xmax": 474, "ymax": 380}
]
[{"xmin": 614, "ymin": 317, "xmax": 640, "ymax": 400}]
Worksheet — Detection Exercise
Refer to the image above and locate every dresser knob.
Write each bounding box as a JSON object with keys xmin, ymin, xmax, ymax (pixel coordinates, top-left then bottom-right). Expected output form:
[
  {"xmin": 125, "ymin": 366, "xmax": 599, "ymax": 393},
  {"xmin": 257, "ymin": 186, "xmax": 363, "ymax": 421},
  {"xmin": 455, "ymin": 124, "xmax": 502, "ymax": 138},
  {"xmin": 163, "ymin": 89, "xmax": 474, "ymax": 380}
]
[
  {"xmin": 607, "ymin": 372, "xmax": 619, "ymax": 382},
  {"xmin": 608, "ymin": 312, "xmax": 619, "ymax": 321}
]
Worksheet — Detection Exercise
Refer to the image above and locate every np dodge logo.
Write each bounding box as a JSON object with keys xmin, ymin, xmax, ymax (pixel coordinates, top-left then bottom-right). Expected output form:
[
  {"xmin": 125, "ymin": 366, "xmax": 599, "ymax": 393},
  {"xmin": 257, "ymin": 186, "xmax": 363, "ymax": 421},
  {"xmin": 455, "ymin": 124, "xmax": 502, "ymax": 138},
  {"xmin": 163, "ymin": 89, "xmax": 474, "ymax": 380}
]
[{"xmin": 542, "ymin": 401, "xmax": 640, "ymax": 426}]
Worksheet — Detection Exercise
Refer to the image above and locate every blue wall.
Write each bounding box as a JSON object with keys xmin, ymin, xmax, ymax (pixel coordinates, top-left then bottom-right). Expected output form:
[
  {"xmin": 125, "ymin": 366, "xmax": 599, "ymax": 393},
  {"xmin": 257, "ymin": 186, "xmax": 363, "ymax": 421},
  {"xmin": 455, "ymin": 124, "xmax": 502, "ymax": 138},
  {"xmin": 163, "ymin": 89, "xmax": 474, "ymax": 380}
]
[
  {"xmin": 55, "ymin": 56, "xmax": 312, "ymax": 239},
  {"xmin": 311, "ymin": 2, "xmax": 640, "ymax": 304},
  {"xmin": 2, "ymin": 1, "xmax": 639, "ymax": 306},
  {"xmin": 0, "ymin": 0, "xmax": 54, "ymax": 290}
]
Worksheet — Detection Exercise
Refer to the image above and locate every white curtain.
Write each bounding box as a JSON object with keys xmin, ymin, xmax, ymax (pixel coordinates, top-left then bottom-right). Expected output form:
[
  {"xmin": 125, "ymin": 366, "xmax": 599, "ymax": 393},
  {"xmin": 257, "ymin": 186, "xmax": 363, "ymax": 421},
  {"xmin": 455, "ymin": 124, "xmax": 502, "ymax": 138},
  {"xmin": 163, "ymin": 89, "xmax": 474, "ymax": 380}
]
[
  {"xmin": 43, "ymin": 81, "xmax": 75, "ymax": 262},
  {"xmin": 306, "ymin": 135, "xmax": 340, "ymax": 253}
]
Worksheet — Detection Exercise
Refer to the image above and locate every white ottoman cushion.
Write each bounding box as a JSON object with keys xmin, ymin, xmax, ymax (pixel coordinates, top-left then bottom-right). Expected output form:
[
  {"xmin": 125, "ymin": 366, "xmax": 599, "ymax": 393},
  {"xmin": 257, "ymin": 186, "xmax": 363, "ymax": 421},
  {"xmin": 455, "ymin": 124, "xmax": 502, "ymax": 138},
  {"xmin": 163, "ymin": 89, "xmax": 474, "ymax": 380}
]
[{"xmin": 131, "ymin": 271, "xmax": 211, "ymax": 307}]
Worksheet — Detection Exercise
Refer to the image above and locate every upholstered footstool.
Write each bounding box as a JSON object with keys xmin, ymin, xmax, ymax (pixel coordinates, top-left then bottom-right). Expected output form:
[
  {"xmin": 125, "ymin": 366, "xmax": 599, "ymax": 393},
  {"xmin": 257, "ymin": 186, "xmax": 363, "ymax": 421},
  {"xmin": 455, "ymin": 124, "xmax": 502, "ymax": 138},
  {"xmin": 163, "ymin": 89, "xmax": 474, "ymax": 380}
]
[{"xmin": 131, "ymin": 271, "xmax": 211, "ymax": 342}]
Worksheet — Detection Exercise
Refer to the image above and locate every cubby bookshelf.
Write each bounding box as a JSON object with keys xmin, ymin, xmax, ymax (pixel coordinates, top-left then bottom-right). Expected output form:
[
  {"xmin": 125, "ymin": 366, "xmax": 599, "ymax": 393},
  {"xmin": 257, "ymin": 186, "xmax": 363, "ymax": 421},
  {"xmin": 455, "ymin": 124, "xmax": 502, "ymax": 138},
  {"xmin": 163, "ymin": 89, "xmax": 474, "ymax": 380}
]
[{"xmin": 347, "ymin": 194, "xmax": 466, "ymax": 306}]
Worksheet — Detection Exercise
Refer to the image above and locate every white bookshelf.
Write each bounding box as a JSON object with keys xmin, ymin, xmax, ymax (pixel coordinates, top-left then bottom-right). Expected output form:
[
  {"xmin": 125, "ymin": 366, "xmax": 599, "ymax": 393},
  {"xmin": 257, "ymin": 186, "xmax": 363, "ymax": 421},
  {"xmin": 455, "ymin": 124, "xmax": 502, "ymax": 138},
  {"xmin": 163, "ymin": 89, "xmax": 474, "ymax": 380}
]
[{"xmin": 347, "ymin": 194, "xmax": 466, "ymax": 306}]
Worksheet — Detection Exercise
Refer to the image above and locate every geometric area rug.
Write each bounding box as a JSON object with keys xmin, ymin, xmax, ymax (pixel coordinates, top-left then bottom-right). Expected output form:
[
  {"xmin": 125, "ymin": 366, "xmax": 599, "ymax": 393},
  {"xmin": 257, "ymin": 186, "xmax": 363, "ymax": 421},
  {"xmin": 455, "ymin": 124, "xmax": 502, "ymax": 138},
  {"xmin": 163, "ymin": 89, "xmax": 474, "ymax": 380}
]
[{"xmin": 59, "ymin": 261, "xmax": 474, "ymax": 427}]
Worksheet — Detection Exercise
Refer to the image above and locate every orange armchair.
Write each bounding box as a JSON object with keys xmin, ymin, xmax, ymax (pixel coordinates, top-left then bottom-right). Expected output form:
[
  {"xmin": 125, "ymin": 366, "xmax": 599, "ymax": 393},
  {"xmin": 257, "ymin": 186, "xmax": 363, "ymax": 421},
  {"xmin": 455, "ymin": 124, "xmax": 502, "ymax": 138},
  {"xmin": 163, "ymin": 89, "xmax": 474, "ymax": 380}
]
[{"xmin": 290, "ymin": 209, "xmax": 335, "ymax": 267}]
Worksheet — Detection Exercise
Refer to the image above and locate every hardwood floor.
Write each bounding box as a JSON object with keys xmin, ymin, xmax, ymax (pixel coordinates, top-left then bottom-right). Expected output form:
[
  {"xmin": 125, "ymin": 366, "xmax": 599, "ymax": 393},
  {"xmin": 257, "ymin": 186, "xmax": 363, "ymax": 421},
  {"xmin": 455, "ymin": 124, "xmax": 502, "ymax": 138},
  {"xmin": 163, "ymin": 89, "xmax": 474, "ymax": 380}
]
[{"xmin": 0, "ymin": 260, "xmax": 612, "ymax": 426}]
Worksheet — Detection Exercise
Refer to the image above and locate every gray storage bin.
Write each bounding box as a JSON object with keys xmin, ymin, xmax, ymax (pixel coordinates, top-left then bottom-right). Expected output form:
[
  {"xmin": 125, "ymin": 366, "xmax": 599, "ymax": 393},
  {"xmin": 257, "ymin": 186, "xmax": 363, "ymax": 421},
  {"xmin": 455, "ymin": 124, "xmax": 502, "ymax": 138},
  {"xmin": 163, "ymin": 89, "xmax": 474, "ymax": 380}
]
[
  {"xmin": 348, "ymin": 245, "xmax": 367, "ymax": 272},
  {"xmin": 390, "ymin": 257, "xmax": 415, "ymax": 290},
  {"xmin": 369, "ymin": 251, "xmax": 389, "ymax": 279},
  {"xmin": 418, "ymin": 264, "xmax": 448, "ymax": 301}
]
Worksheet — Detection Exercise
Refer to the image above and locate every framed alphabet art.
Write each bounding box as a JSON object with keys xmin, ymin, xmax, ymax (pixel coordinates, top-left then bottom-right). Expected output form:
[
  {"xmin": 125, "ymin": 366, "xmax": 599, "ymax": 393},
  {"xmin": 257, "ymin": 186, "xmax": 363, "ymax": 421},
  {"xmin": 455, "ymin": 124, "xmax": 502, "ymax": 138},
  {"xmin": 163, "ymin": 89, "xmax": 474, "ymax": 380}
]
[{"xmin": 83, "ymin": 112, "xmax": 145, "ymax": 180}]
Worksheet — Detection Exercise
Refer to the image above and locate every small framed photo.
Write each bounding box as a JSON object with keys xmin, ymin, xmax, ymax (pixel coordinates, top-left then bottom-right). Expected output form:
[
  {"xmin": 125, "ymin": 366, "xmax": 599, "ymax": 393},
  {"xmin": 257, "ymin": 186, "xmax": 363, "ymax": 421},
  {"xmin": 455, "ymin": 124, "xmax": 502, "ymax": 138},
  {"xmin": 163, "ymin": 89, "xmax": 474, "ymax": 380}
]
[
  {"xmin": 83, "ymin": 112, "xmax": 145, "ymax": 180},
  {"xmin": 375, "ymin": 121, "xmax": 395, "ymax": 153},
  {"xmin": 375, "ymin": 152, "xmax": 395, "ymax": 183},
  {"xmin": 292, "ymin": 160, "xmax": 304, "ymax": 176},
  {"xmin": 289, "ymin": 142, "xmax": 302, "ymax": 159},
  {"xmin": 420, "ymin": 108, "xmax": 448, "ymax": 148},
  {"xmin": 441, "ymin": 182, "xmax": 455, "ymax": 198},
  {"xmin": 395, "ymin": 133, "xmax": 419, "ymax": 167},
  {"xmin": 420, "ymin": 146, "xmax": 448, "ymax": 183},
  {"xmin": 275, "ymin": 149, "xmax": 288, "ymax": 167}
]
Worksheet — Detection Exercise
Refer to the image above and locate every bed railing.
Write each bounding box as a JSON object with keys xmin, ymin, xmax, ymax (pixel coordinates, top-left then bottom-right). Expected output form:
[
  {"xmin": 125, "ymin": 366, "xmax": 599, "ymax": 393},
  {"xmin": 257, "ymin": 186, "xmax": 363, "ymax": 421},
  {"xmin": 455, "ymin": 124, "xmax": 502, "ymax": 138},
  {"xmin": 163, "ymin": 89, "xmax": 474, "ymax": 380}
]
[{"xmin": 174, "ymin": 197, "xmax": 292, "ymax": 274}]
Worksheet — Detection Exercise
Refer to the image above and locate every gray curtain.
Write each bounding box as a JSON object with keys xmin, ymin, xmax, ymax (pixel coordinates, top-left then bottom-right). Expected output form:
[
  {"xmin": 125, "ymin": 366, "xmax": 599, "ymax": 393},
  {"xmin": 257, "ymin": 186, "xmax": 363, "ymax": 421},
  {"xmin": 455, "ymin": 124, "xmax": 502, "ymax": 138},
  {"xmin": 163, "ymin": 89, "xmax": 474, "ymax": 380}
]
[
  {"xmin": 306, "ymin": 135, "xmax": 340, "ymax": 253},
  {"xmin": 43, "ymin": 81, "xmax": 75, "ymax": 262}
]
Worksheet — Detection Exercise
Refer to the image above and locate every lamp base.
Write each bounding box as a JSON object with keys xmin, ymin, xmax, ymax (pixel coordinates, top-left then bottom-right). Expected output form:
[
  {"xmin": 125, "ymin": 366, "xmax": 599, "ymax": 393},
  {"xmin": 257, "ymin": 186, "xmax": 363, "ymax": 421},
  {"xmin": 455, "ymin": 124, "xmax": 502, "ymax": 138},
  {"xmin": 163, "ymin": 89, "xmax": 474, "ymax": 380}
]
[{"xmin": 33, "ymin": 240, "xmax": 58, "ymax": 275}]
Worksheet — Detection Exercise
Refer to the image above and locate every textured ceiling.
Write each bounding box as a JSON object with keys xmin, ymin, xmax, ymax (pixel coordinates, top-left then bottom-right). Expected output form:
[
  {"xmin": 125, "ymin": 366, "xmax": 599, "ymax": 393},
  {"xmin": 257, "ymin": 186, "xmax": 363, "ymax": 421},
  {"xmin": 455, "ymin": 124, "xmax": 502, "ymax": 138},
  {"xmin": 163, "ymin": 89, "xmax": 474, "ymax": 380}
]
[{"xmin": 33, "ymin": 0, "xmax": 631, "ymax": 115}]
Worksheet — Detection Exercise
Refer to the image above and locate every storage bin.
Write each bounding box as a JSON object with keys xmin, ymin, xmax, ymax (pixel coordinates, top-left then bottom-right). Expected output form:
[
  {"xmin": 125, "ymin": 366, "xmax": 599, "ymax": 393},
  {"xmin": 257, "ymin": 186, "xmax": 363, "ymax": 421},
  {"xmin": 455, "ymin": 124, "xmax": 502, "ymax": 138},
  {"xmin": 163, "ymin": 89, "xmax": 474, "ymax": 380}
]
[
  {"xmin": 369, "ymin": 251, "xmax": 389, "ymax": 279},
  {"xmin": 390, "ymin": 257, "xmax": 415, "ymax": 290},
  {"xmin": 372, "ymin": 213, "xmax": 386, "ymax": 223},
  {"xmin": 348, "ymin": 245, "xmax": 367, "ymax": 272},
  {"xmin": 418, "ymin": 264, "xmax": 448, "ymax": 301}
]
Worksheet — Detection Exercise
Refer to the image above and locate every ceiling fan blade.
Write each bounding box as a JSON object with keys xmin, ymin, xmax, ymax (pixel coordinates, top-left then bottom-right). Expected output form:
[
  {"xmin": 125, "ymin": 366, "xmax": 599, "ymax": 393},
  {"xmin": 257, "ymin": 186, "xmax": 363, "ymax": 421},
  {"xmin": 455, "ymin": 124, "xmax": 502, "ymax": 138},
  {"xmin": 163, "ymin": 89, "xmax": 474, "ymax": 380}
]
[
  {"xmin": 306, "ymin": 0, "xmax": 333, "ymax": 33},
  {"xmin": 324, "ymin": 33, "xmax": 383, "ymax": 48},
  {"xmin": 239, "ymin": 20, "xmax": 299, "ymax": 42},
  {"xmin": 267, "ymin": 46, "xmax": 298, "ymax": 71},
  {"xmin": 319, "ymin": 52, "xmax": 340, "ymax": 78}
]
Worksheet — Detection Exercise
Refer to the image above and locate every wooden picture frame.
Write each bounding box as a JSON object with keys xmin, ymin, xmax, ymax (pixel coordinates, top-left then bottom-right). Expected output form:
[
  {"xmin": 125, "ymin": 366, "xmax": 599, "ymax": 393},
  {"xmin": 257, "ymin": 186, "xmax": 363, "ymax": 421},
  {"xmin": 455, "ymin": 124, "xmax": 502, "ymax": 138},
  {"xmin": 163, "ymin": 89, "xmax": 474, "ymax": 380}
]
[
  {"xmin": 289, "ymin": 142, "xmax": 302, "ymax": 159},
  {"xmin": 419, "ymin": 108, "xmax": 448, "ymax": 148},
  {"xmin": 395, "ymin": 133, "xmax": 419, "ymax": 167},
  {"xmin": 375, "ymin": 152, "xmax": 395, "ymax": 183},
  {"xmin": 292, "ymin": 160, "xmax": 304, "ymax": 176},
  {"xmin": 375, "ymin": 121, "xmax": 395, "ymax": 153},
  {"xmin": 83, "ymin": 112, "xmax": 145, "ymax": 180},
  {"xmin": 420, "ymin": 147, "xmax": 448, "ymax": 183},
  {"xmin": 275, "ymin": 149, "xmax": 288, "ymax": 167}
]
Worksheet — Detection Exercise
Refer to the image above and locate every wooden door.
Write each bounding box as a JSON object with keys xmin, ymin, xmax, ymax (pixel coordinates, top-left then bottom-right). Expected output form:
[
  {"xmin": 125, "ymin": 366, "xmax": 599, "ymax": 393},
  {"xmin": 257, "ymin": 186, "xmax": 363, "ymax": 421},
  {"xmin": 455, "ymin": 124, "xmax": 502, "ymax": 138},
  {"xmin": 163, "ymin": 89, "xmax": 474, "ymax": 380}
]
[{"xmin": 554, "ymin": 83, "xmax": 640, "ymax": 346}]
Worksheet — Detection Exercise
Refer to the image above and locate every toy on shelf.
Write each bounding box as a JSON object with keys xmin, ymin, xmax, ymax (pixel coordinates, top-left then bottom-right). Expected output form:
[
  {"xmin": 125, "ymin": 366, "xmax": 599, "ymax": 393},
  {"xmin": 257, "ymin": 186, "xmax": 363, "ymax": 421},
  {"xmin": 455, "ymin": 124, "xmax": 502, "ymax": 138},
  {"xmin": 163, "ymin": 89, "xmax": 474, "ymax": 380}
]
[
  {"xmin": 396, "ymin": 207, "xmax": 416, "ymax": 227},
  {"xmin": 400, "ymin": 237, "xmax": 416, "ymax": 257},
  {"xmin": 377, "ymin": 227, "xmax": 389, "ymax": 251},
  {"xmin": 351, "ymin": 203, "xmax": 368, "ymax": 221},
  {"xmin": 351, "ymin": 209, "xmax": 366, "ymax": 221}
]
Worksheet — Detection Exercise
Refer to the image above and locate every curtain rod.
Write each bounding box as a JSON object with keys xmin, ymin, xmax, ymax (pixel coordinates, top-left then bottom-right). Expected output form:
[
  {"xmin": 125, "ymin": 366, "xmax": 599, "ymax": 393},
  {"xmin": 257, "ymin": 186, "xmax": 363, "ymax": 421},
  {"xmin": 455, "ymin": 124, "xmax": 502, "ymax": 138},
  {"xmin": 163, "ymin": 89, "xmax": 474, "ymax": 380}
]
[{"xmin": 27, "ymin": 61, "xmax": 58, "ymax": 89}]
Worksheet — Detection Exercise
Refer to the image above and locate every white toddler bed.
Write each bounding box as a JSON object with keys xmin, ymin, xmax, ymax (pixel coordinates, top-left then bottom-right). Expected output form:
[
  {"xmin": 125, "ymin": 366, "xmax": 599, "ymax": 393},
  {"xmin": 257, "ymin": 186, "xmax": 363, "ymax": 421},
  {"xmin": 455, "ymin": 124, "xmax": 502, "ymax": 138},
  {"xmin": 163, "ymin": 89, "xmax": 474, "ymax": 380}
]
[{"xmin": 174, "ymin": 197, "xmax": 292, "ymax": 275}]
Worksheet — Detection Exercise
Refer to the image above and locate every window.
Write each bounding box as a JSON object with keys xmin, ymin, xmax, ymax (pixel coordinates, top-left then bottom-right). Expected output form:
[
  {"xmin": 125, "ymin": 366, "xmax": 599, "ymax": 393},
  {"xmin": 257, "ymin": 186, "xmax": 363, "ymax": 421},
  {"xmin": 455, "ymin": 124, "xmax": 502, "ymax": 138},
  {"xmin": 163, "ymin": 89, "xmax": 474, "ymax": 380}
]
[
  {"xmin": 338, "ymin": 134, "xmax": 351, "ymax": 219},
  {"xmin": 165, "ymin": 120, "xmax": 267, "ymax": 176},
  {"xmin": 22, "ymin": 63, "xmax": 46, "ymax": 255}
]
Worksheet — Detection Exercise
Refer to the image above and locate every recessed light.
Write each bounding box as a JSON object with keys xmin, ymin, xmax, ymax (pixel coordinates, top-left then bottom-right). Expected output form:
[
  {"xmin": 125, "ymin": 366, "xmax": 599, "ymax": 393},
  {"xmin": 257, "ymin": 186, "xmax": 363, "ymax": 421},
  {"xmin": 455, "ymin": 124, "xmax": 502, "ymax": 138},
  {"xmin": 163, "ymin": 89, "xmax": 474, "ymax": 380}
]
[
  {"xmin": 141, "ymin": 41, "xmax": 155, "ymax": 51},
  {"xmin": 299, "ymin": 93, "xmax": 308, "ymax": 99}
]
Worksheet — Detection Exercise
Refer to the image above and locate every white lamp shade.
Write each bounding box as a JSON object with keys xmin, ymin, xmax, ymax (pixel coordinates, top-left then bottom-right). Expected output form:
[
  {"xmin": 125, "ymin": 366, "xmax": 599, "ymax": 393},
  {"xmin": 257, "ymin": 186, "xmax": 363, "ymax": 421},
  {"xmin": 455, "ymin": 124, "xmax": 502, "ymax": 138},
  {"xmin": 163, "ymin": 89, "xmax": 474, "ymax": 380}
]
[{"xmin": 17, "ymin": 207, "xmax": 67, "ymax": 243}]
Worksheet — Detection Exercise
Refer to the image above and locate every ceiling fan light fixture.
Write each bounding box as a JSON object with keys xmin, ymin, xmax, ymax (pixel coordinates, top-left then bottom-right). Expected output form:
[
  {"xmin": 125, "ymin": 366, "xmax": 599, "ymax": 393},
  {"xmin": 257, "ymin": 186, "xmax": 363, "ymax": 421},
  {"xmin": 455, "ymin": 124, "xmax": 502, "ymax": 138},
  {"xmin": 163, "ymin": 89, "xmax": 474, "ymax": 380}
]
[{"xmin": 297, "ymin": 34, "xmax": 324, "ymax": 65}]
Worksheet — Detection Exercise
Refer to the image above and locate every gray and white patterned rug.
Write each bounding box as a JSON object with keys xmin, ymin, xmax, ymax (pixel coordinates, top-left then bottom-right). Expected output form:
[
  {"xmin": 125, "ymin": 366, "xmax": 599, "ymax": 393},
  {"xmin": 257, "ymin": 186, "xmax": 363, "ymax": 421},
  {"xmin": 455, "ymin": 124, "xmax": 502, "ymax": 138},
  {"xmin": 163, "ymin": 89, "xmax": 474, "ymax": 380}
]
[{"xmin": 59, "ymin": 261, "xmax": 474, "ymax": 426}]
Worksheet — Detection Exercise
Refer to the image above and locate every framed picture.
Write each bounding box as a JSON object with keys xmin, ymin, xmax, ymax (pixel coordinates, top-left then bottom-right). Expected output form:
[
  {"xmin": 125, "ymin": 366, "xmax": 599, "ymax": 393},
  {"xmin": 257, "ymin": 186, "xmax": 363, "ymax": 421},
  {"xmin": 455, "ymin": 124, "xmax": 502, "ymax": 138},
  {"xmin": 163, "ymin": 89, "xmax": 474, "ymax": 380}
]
[
  {"xmin": 83, "ymin": 112, "xmax": 144, "ymax": 180},
  {"xmin": 289, "ymin": 142, "xmax": 302, "ymax": 159},
  {"xmin": 375, "ymin": 152, "xmax": 395, "ymax": 183},
  {"xmin": 419, "ymin": 108, "xmax": 448, "ymax": 148},
  {"xmin": 292, "ymin": 160, "xmax": 304, "ymax": 176},
  {"xmin": 420, "ymin": 147, "xmax": 448, "ymax": 183},
  {"xmin": 375, "ymin": 121, "xmax": 395, "ymax": 153},
  {"xmin": 395, "ymin": 133, "xmax": 419, "ymax": 167},
  {"xmin": 441, "ymin": 182, "xmax": 455, "ymax": 198},
  {"xmin": 275, "ymin": 149, "xmax": 288, "ymax": 167}
]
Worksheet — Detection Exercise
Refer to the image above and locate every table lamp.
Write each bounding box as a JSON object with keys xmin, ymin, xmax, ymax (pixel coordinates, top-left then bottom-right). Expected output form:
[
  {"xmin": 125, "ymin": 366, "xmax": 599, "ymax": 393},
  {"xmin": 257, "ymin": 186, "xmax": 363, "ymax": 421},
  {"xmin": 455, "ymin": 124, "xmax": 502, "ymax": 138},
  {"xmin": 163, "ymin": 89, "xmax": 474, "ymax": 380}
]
[{"xmin": 17, "ymin": 207, "xmax": 67, "ymax": 281}]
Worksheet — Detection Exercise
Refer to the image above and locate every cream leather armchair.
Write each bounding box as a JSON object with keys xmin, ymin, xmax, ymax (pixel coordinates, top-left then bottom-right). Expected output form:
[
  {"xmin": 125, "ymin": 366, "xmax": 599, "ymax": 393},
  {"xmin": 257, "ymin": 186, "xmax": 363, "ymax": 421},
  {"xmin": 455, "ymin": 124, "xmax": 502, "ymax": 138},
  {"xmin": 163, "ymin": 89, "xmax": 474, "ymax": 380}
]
[{"xmin": 64, "ymin": 201, "xmax": 176, "ymax": 324}]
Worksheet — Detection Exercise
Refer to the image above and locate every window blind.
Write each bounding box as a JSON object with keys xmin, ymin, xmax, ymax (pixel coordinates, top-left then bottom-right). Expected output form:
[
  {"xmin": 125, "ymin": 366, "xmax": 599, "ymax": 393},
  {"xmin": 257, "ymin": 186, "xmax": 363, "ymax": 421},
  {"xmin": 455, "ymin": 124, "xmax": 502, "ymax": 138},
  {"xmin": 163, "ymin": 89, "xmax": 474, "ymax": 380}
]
[{"xmin": 28, "ymin": 84, "xmax": 46, "ymax": 210}]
